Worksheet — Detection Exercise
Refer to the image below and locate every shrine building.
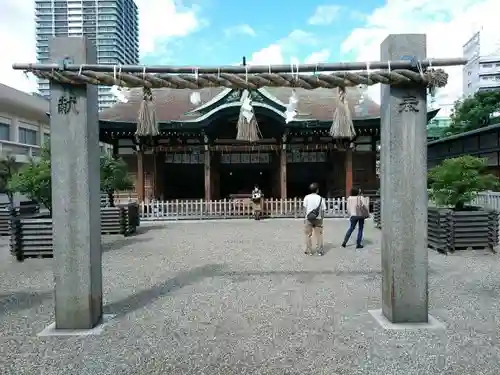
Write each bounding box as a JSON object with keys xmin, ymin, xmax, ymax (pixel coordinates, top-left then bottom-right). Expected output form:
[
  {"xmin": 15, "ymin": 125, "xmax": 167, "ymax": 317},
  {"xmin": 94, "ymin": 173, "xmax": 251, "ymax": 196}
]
[{"xmin": 99, "ymin": 87, "xmax": 439, "ymax": 201}]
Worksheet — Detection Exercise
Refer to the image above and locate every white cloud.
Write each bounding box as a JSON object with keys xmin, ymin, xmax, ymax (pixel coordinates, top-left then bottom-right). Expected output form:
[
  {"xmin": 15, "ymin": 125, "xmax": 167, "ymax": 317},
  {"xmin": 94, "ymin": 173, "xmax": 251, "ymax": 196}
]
[
  {"xmin": 0, "ymin": 0, "xmax": 204, "ymax": 93},
  {"xmin": 248, "ymin": 44, "xmax": 285, "ymax": 65},
  {"xmin": 341, "ymin": 0, "xmax": 498, "ymax": 106},
  {"xmin": 248, "ymin": 30, "xmax": 317, "ymax": 66},
  {"xmin": 0, "ymin": 1, "xmax": 37, "ymax": 93},
  {"xmin": 308, "ymin": 5, "xmax": 341, "ymax": 25},
  {"xmin": 224, "ymin": 24, "xmax": 256, "ymax": 37},
  {"xmin": 137, "ymin": 0, "xmax": 204, "ymax": 56},
  {"xmin": 305, "ymin": 49, "xmax": 331, "ymax": 64}
]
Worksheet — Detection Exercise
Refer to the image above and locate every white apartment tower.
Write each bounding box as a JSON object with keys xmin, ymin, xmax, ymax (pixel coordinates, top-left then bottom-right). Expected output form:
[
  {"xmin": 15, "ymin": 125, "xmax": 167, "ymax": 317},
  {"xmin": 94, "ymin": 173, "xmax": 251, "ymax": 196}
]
[
  {"xmin": 35, "ymin": 0, "xmax": 139, "ymax": 110},
  {"xmin": 463, "ymin": 28, "xmax": 500, "ymax": 97}
]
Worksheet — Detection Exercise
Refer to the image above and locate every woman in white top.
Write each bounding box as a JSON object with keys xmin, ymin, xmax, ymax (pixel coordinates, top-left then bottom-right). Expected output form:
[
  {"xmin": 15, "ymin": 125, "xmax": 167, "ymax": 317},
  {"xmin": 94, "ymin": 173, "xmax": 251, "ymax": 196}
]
[{"xmin": 342, "ymin": 187, "xmax": 368, "ymax": 249}]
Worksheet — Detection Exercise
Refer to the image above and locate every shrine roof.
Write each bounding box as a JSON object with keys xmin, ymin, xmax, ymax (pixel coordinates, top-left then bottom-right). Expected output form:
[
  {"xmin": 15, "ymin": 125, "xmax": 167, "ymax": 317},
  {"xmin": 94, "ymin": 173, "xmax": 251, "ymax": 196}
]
[{"xmin": 99, "ymin": 86, "xmax": 380, "ymax": 123}]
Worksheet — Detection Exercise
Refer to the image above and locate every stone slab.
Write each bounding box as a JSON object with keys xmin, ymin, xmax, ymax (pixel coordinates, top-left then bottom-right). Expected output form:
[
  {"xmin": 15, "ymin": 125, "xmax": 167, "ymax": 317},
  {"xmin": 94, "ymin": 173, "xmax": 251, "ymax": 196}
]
[
  {"xmin": 369, "ymin": 309, "xmax": 445, "ymax": 330},
  {"xmin": 37, "ymin": 314, "xmax": 116, "ymax": 337}
]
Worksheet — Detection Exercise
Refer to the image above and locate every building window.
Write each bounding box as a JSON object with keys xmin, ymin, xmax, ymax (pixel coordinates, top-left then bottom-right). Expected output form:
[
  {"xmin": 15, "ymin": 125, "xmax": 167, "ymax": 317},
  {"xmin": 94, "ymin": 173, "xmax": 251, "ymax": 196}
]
[
  {"xmin": 0, "ymin": 123, "xmax": 10, "ymax": 141},
  {"xmin": 18, "ymin": 128, "xmax": 38, "ymax": 145}
]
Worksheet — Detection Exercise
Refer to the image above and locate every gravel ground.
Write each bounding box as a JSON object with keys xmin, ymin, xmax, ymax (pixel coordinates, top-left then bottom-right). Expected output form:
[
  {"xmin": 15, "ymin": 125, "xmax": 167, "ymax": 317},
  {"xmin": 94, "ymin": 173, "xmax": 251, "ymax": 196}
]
[{"xmin": 0, "ymin": 218, "xmax": 499, "ymax": 375}]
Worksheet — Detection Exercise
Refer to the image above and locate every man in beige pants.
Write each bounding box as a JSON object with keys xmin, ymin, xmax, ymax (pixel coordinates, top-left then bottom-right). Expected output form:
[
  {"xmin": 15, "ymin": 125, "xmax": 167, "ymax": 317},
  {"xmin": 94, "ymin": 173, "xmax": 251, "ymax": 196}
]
[{"xmin": 303, "ymin": 183, "xmax": 327, "ymax": 256}]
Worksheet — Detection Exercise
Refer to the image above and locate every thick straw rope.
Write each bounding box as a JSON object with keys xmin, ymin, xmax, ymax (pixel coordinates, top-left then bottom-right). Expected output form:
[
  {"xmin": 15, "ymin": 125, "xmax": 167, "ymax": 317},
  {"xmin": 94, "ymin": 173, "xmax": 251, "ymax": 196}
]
[
  {"xmin": 136, "ymin": 87, "xmax": 159, "ymax": 137},
  {"xmin": 27, "ymin": 68, "xmax": 448, "ymax": 90},
  {"xmin": 330, "ymin": 87, "xmax": 356, "ymax": 139},
  {"xmin": 236, "ymin": 90, "xmax": 261, "ymax": 142}
]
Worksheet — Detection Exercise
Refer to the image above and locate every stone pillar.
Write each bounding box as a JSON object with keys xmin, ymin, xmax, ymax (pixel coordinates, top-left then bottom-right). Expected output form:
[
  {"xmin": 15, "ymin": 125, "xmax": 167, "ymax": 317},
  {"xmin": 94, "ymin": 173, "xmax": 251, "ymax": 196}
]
[
  {"xmin": 136, "ymin": 150, "xmax": 145, "ymax": 202},
  {"xmin": 345, "ymin": 146, "xmax": 353, "ymax": 196},
  {"xmin": 280, "ymin": 144, "xmax": 287, "ymax": 199},
  {"xmin": 204, "ymin": 137, "xmax": 211, "ymax": 200},
  {"xmin": 380, "ymin": 34, "xmax": 428, "ymax": 323},
  {"xmin": 49, "ymin": 37, "xmax": 102, "ymax": 330}
]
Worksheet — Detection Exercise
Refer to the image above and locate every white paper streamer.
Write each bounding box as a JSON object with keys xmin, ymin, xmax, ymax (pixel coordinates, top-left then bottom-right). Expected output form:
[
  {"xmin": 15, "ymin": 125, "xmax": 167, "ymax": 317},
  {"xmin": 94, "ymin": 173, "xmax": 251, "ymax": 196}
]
[
  {"xmin": 110, "ymin": 85, "xmax": 128, "ymax": 103},
  {"xmin": 190, "ymin": 91, "xmax": 201, "ymax": 105},
  {"xmin": 285, "ymin": 89, "xmax": 299, "ymax": 123}
]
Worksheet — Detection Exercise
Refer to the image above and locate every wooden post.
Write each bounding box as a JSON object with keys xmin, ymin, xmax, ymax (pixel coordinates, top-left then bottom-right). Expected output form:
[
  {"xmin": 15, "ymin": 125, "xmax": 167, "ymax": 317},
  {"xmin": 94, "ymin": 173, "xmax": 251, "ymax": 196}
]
[
  {"xmin": 204, "ymin": 135, "xmax": 211, "ymax": 200},
  {"xmin": 137, "ymin": 150, "xmax": 145, "ymax": 202},
  {"xmin": 152, "ymin": 149, "xmax": 157, "ymax": 199},
  {"xmin": 345, "ymin": 145, "xmax": 353, "ymax": 196},
  {"xmin": 155, "ymin": 152, "xmax": 165, "ymax": 199},
  {"xmin": 280, "ymin": 142, "xmax": 287, "ymax": 199},
  {"xmin": 112, "ymin": 139, "xmax": 118, "ymax": 158}
]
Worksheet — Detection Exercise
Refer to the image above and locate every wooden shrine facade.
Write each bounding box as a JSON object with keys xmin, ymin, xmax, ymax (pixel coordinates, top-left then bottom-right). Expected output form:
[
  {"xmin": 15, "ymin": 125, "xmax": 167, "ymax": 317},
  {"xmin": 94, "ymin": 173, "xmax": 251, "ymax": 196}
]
[
  {"xmin": 99, "ymin": 87, "xmax": 440, "ymax": 201},
  {"xmin": 428, "ymin": 123, "xmax": 500, "ymax": 177}
]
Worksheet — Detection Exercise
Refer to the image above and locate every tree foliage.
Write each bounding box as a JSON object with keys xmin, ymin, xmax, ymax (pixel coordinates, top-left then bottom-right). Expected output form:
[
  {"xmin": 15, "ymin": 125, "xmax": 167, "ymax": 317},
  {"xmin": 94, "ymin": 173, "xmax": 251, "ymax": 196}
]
[
  {"xmin": 8, "ymin": 146, "xmax": 52, "ymax": 214},
  {"xmin": 8, "ymin": 147, "xmax": 133, "ymax": 213},
  {"xmin": 445, "ymin": 91, "xmax": 500, "ymax": 135},
  {"xmin": 0, "ymin": 155, "xmax": 17, "ymax": 207},
  {"xmin": 428, "ymin": 155, "xmax": 500, "ymax": 210},
  {"xmin": 100, "ymin": 154, "xmax": 133, "ymax": 206}
]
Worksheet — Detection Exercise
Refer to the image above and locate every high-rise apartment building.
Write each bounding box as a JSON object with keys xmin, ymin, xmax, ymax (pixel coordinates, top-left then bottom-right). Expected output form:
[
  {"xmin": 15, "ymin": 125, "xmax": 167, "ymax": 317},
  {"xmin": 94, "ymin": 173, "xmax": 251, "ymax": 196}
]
[
  {"xmin": 35, "ymin": 0, "xmax": 139, "ymax": 110},
  {"xmin": 463, "ymin": 28, "xmax": 500, "ymax": 97}
]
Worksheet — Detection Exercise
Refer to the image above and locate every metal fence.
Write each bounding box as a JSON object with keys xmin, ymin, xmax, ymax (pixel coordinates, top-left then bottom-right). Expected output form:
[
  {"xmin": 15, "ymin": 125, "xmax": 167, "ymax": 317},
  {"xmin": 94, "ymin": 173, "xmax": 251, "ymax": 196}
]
[{"xmin": 139, "ymin": 197, "xmax": 370, "ymax": 221}]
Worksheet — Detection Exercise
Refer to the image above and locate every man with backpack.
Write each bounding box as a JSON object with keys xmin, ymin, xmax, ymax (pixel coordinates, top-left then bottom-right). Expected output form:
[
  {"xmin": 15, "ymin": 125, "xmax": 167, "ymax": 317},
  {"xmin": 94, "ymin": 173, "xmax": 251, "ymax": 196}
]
[{"xmin": 303, "ymin": 182, "xmax": 327, "ymax": 256}]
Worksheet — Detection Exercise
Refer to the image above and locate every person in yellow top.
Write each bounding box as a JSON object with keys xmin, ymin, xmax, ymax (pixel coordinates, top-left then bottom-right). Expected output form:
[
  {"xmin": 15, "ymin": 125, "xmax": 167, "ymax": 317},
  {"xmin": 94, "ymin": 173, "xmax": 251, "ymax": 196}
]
[{"xmin": 341, "ymin": 187, "xmax": 369, "ymax": 249}]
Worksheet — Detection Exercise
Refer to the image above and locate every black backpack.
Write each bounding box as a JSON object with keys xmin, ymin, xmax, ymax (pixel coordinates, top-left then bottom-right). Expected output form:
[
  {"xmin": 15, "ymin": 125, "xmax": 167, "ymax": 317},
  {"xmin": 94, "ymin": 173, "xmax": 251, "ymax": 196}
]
[{"xmin": 306, "ymin": 198, "xmax": 322, "ymax": 221}]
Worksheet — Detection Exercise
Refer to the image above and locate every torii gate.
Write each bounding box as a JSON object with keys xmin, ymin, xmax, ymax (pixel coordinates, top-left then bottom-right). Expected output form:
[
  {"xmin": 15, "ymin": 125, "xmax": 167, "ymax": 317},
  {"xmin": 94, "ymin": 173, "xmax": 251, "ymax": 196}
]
[{"xmin": 13, "ymin": 34, "xmax": 466, "ymax": 332}]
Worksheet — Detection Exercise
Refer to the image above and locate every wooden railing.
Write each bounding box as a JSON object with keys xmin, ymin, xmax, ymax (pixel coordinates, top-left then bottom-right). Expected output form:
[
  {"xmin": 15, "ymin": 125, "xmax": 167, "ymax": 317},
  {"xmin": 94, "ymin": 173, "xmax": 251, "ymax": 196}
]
[{"xmin": 139, "ymin": 197, "xmax": 370, "ymax": 221}]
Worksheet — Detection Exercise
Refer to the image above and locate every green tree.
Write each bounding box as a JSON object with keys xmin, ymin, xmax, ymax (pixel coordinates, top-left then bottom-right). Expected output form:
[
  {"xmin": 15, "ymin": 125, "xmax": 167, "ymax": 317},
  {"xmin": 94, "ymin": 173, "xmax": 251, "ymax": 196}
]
[
  {"xmin": 0, "ymin": 155, "xmax": 17, "ymax": 208},
  {"xmin": 8, "ymin": 146, "xmax": 52, "ymax": 214},
  {"xmin": 8, "ymin": 147, "xmax": 133, "ymax": 213},
  {"xmin": 428, "ymin": 155, "xmax": 500, "ymax": 210},
  {"xmin": 100, "ymin": 154, "xmax": 133, "ymax": 207},
  {"xmin": 446, "ymin": 91, "xmax": 500, "ymax": 135}
]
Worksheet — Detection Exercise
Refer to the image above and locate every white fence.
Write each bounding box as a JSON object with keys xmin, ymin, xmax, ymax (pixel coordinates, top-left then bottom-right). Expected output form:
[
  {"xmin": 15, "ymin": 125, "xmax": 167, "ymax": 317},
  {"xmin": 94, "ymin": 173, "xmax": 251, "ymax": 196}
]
[
  {"xmin": 139, "ymin": 197, "xmax": 370, "ymax": 221},
  {"xmin": 473, "ymin": 191, "xmax": 500, "ymax": 212}
]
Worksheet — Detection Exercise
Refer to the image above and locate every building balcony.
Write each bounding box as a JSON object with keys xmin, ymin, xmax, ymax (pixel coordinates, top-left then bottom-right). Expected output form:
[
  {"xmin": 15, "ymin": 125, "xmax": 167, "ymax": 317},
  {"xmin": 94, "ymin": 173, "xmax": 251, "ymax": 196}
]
[
  {"xmin": 0, "ymin": 140, "xmax": 41, "ymax": 164},
  {"xmin": 479, "ymin": 66, "xmax": 500, "ymax": 75}
]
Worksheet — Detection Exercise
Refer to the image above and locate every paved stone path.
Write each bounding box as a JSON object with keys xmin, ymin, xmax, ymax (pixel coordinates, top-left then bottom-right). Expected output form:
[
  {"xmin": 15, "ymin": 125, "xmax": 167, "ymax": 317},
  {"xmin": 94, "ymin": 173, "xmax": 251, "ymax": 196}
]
[{"xmin": 1, "ymin": 219, "xmax": 499, "ymax": 374}]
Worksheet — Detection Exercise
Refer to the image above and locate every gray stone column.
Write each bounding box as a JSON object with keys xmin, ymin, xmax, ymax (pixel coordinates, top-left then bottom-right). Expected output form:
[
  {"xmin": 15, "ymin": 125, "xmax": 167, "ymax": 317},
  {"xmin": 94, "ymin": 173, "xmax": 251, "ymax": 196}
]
[
  {"xmin": 49, "ymin": 37, "xmax": 102, "ymax": 329},
  {"xmin": 380, "ymin": 34, "xmax": 428, "ymax": 323}
]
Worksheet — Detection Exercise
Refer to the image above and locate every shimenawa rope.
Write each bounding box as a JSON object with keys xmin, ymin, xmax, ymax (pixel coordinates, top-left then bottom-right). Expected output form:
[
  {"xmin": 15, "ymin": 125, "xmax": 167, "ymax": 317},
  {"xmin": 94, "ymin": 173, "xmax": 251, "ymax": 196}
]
[
  {"xmin": 27, "ymin": 68, "xmax": 448, "ymax": 90},
  {"xmin": 136, "ymin": 87, "xmax": 159, "ymax": 137}
]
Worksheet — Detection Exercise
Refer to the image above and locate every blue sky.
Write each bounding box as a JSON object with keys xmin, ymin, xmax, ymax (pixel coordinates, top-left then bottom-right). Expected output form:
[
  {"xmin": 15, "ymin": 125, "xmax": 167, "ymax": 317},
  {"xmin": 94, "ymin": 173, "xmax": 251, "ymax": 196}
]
[
  {"xmin": 140, "ymin": 0, "xmax": 385, "ymax": 66},
  {"xmin": 1, "ymin": 0, "xmax": 498, "ymax": 106}
]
